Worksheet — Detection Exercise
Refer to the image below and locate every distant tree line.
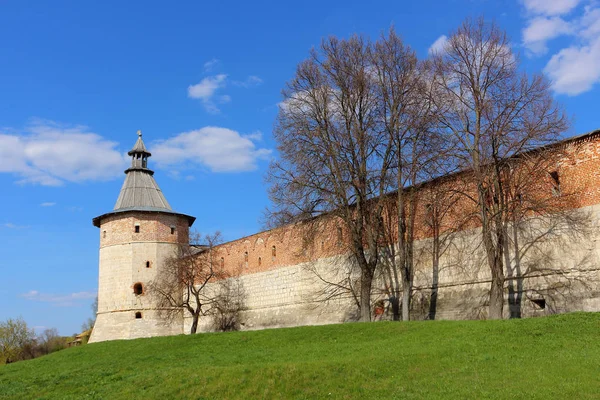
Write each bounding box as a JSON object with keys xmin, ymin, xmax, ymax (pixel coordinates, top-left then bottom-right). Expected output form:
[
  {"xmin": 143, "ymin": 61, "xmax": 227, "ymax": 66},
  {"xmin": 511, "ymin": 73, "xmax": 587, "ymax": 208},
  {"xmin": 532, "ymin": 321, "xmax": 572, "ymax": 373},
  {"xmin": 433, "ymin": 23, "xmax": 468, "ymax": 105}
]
[
  {"xmin": 1, "ymin": 298, "xmax": 97, "ymax": 364},
  {"xmin": 0, "ymin": 317, "xmax": 70, "ymax": 365}
]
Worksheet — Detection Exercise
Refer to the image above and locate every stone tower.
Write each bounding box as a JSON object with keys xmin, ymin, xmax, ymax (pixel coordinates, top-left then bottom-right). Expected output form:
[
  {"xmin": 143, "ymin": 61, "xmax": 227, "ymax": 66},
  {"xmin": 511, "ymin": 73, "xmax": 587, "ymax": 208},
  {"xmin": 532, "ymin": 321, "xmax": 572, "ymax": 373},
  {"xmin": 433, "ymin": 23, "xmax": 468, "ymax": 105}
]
[{"xmin": 89, "ymin": 132, "xmax": 195, "ymax": 343}]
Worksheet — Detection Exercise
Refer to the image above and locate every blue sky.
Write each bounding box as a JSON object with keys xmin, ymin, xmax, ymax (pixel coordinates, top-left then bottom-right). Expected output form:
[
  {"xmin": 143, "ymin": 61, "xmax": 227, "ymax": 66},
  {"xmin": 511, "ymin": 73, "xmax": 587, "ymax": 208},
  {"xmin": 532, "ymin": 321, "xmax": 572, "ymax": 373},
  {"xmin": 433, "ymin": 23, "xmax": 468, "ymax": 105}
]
[{"xmin": 1, "ymin": 0, "xmax": 599, "ymax": 335}]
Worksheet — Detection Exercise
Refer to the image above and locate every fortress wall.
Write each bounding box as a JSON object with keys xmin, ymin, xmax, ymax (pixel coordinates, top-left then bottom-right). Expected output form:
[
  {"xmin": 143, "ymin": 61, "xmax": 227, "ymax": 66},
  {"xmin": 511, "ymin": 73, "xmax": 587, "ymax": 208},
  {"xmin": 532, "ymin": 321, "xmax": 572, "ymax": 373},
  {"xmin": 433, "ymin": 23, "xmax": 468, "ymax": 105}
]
[
  {"xmin": 407, "ymin": 206, "xmax": 600, "ymax": 319},
  {"xmin": 182, "ymin": 132, "xmax": 600, "ymax": 333},
  {"xmin": 185, "ymin": 203, "xmax": 600, "ymax": 333},
  {"xmin": 184, "ymin": 255, "xmax": 360, "ymax": 334}
]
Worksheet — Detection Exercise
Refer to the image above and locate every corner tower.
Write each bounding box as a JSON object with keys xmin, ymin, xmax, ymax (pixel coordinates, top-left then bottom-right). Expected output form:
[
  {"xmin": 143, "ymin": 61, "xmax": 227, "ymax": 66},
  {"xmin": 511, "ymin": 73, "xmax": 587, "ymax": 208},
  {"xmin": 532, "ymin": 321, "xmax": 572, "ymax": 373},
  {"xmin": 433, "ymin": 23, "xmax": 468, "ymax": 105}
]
[{"xmin": 89, "ymin": 131, "xmax": 195, "ymax": 343}]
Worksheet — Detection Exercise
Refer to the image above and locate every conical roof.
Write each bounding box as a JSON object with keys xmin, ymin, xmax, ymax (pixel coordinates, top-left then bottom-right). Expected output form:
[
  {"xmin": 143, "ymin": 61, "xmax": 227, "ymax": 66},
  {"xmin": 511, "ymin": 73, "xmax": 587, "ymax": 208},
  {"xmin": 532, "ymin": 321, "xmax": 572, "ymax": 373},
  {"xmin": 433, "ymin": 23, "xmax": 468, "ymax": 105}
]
[
  {"xmin": 113, "ymin": 169, "xmax": 171, "ymax": 210},
  {"xmin": 92, "ymin": 131, "xmax": 195, "ymax": 227},
  {"xmin": 113, "ymin": 131, "xmax": 168, "ymax": 211}
]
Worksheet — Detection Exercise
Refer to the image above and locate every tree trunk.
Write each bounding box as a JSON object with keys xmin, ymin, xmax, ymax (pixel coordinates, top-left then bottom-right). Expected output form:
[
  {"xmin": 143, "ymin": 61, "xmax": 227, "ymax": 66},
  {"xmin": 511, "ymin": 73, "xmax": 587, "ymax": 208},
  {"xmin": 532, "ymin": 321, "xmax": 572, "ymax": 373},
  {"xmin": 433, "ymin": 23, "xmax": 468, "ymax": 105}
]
[
  {"xmin": 512, "ymin": 221, "xmax": 523, "ymax": 318},
  {"xmin": 429, "ymin": 233, "xmax": 440, "ymax": 320},
  {"xmin": 505, "ymin": 244, "xmax": 520, "ymax": 319},
  {"xmin": 397, "ymin": 163, "xmax": 409, "ymax": 321},
  {"xmin": 359, "ymin": 266, "xmax": 374, "ymax": 322},
  {"xmin": 390, "ymin": 294, "xmax": 400, "ymax": 321},
  {"xmin": 190, "ymin": 314, "xmax": 199, "ymax": 334},
  {"xmin": 481, "ymin": 218, "xmax": 505, "ymax": 319},
  {"xmin": 488, "ymin": 258, "xmax": 505, "ymax": 319},
  {"xmin": 478, "ymin": 181, "xmax": 505, "ymax": 320},
  {"xmin": 401, "ymin": 275, "xmax": 411, "ymax": 321}
]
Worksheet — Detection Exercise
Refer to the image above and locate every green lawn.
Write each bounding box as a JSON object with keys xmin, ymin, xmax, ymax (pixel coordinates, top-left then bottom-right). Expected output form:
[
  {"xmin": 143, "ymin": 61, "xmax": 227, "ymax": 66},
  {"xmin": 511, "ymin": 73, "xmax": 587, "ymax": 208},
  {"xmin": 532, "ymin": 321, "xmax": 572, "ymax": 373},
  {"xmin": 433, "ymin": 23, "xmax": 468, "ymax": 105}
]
[{"xmin": 1, "ymin": 313, "xmax": 599, "ymax": 399}]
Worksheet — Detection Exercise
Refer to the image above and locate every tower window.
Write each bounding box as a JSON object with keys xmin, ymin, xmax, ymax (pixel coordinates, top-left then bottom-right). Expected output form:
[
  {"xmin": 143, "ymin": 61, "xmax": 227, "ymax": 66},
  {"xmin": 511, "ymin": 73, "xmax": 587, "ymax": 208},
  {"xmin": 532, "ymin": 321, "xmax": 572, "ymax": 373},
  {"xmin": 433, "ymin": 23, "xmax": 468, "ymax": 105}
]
[
  {"xmin": 170, "ymin": 226, "xmax": 176, "ymax": 235},
  {"xmin": 220, "ymin": 257, "xmax": 224, "ymax": 268},
  {"xmin": 549, "ymin": 171, "xmax": 560, "ymax": 196},
  {"xmin": 133, "ymin": 282, "xmax": 143, "ymax": 295},
  {"xmin": 103, "ymin": 230, "xmax": 106, "ymax": 238},
  {"xmin": 531, "ymin": 298, "xmax": 546, "ymax": 310},
  {"xmin": 244, "ymin": 251, "xmax": 249, "ymax": 262},
  {"xmin": 272, "ymin": 246, "xmax": 276, "ymax": 260},
  {"xmin": 258, "ymin": 257, "xmax": 262, "ymax": 266},
  {"xmin": 337, "ymin": 227, "xmax": 343, "ymax": 245},
  {"xmin": 135, "ymin": 312, "xmax": 142, "ymax": 319},
  {"xmin": 134, "ymin": 224, "xmax": 140, "ymax": 233},
  {"xmin": 145, "ymin": 261, "xmax": 151, "ymax": 268}
]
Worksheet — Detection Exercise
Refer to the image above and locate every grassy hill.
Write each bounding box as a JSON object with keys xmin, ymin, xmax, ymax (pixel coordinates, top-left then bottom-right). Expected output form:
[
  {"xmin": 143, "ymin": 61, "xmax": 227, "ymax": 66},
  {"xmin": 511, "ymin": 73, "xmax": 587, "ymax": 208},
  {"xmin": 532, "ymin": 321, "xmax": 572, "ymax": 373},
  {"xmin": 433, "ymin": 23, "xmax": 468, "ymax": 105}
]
[{"xmin": 1, "ymin": 313, "xmax": 599, "ymax": 399}]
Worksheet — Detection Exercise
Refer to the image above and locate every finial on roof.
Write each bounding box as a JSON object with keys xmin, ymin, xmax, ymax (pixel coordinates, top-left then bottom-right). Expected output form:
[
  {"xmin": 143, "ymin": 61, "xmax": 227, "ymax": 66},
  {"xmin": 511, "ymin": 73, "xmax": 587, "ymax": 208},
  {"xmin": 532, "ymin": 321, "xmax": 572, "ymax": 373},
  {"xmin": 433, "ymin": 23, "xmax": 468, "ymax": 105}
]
[{"xmin": 127, "ymin": 130, "xmax": 151, "ymax": 157}]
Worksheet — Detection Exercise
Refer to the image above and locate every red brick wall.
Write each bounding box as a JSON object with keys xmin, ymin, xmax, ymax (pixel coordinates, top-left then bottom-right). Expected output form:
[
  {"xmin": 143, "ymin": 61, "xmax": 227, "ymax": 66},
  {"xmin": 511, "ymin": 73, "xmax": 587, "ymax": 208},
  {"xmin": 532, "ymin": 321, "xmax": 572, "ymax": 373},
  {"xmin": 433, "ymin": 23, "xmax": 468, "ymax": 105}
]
[{"xmin": 214, "ymin": 131, "xmax": 600, "ymax": 277}]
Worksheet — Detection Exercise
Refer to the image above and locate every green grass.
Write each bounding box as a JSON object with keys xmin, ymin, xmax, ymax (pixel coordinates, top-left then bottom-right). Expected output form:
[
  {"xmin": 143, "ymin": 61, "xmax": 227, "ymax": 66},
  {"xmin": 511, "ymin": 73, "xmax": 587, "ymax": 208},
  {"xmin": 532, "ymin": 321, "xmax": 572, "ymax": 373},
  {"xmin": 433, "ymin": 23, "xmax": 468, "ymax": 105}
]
[{"xmin": 1, "ymin": 313, "xmax": 599, "ymax": 399}]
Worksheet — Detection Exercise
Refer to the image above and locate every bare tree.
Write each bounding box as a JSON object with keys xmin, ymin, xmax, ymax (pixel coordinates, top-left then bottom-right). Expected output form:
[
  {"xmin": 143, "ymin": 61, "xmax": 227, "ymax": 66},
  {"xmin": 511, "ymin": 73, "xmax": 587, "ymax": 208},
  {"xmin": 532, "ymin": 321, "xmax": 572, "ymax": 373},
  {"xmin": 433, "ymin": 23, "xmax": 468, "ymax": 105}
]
[
  {"xmin": 268, "ymin": 35, "xmax": 395, "ymax": 321},
  {"xmin": 497, "ymin": 143, "xmax": 592, "ymax": 318},
  {"xmin": 431, "ymin": 17, "xmax": 569, "ymax": 319},
  {"xmin": 372, "ymin": 34, "xmax": 456, "ymax": 321},
  {"xmin": 149, "ymin": 231, "xmax": 226, "ymax": 334},
  {"xmin": 370, "ymin": 29, "xmax": 421, "ymax": 321}
]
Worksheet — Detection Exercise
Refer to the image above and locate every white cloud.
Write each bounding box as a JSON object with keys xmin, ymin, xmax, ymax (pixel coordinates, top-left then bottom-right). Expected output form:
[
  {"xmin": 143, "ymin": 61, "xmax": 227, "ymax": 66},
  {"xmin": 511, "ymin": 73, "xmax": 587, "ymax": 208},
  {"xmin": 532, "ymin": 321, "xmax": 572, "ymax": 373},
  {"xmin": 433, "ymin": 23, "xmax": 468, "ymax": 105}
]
[
  {"xmin": 0, "ymin": 121, "xmax": 127, "ymax": 186},
  {"xmin": 522, "ymin": 16, "xmax": 572, "ymax": 55},
  {"xmin": 519, "ymin": 0, "xmax": 600, "ymax": 95},
  {"xmin": 187, "ymin": 74, "xmax": 228, "ymax": 113},
  {"xmin": 151, "ymin": 127, "xmax": 271, "ymax": 173},
  {"xmin": 544, "ymin": 36, "xmax": 600, "ymax": 95},
  {"xmin": 188, "ymin": 63, "xmax": 264, "ymax": 113},
  {"xmin": 20, "ymin": 290, "xmax": 97, "ymax": 307},
  {"xmin": 233, "ymin": 75, "xmax": 264, "ymax": 88},
  {"xmin": 188, "ymin": 74, "xmax": 227, "ymax": 99},
  {"xmin": 580, "ymin": 5, "xmax": 600, "ymax": 38},
  {"xmin": 245, "ymin": 131, "xmax": 263, "ymax": 141},
  {"xmin": 428, "ymin": 35, "xmax": 449, "ymax": 55},
  {"xmin": 522, "ymin": 0, "xmax": 581, "ymax": 16},
  {"xmin": 40, "ymin": 202, "xmax": 56, "ymax": 207},
  {"xmin": 203, "ymin": 58, "xmax": 219, "ymax": 72}
]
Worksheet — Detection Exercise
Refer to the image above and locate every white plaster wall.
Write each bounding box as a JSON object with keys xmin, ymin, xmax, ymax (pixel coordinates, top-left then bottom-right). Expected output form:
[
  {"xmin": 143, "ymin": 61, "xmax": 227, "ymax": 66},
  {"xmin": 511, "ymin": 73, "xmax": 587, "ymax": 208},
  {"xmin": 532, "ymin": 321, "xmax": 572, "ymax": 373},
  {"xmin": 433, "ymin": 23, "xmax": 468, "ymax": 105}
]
[{"xmin": 184, "ymin": 204, "xmax": 600, "ymax": 333}]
